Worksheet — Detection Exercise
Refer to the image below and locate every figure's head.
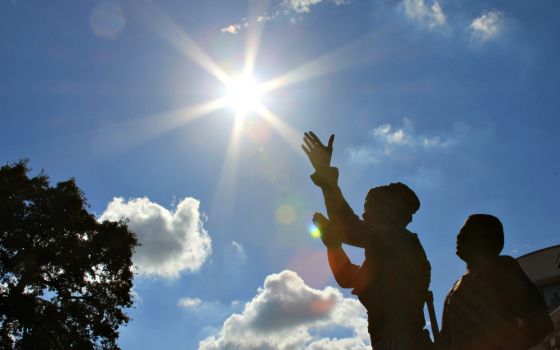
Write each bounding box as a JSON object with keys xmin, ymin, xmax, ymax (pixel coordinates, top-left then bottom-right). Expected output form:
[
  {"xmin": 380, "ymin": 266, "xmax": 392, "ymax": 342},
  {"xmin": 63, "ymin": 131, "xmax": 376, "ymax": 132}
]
[
  {"xmin": 362, "ymin": 182, "xmax": 420, "ymax": 227},
  {"xmin": 456, "ymin": 214, "xmax": 504, "ymax": 263}
]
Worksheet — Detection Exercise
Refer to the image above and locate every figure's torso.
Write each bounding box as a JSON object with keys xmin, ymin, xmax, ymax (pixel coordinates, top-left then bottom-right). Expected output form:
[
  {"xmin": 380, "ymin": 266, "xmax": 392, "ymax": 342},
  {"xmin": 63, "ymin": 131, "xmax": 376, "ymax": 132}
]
[{"xmin": 354, "ymin": 226, "xmax": 430, "ymax": 340}]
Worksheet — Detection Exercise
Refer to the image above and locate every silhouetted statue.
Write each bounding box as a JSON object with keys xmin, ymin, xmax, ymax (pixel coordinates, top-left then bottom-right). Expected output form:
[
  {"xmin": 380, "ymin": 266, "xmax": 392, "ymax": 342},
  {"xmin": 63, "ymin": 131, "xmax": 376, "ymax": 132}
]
[
  {"xmin": 302, "ymin": 132, "xmax": 432, "ymax": 349},
  {"xmin": 438, "ymin": 214, "xmax": 553, "ymax": 350}
]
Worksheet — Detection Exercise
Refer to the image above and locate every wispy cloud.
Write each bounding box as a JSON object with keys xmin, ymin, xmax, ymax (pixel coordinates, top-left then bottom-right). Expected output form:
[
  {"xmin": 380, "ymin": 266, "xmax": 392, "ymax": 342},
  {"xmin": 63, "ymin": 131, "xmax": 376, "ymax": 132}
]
[
  {"xmin": 401, "ymin": 0, "xmax": 446, "ymax": 29},
  {"xmin": 227, "ymin": 241, "xmax": 247, "ymax": 262},
  {"xmin": 220, "ymin": 0, "xmax": 350, "ymax": 34},
  {"xmin": 346, "ymin": 118, "xmax": 460, "ymax": 165},
  {"xmin": 99, "ymin": 197, "xmax": 212, "ymax": 279},
  {"xmin": 469, "ymin": 10, "xmax": 504, "ymax": 43},
  {"xmin": 283, "ymin": 0, "xmax": 349, "ymax": 14},
  {"xmin": 284, "ymin": 0, "xmax": 323, "ymax": 13},
  {"xmin": 220, "ymin": 24, "xmax": 242, "ymax": 34},
  {"xmin": 199, "ymin": 270, "xmax": 369, "ymax": 349},
  {"xmin": 178, "ymin": 297, "xmax": 203, "ymax": 309}
]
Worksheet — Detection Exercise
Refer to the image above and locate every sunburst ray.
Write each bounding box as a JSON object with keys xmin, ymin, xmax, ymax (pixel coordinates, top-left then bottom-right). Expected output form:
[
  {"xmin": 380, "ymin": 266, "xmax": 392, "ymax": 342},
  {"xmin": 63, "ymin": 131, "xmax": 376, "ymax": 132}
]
[
  {"xmin": 131, "ymin": 2, "xmax": 230, "ymax": 84},
  {"xmin": 93, "ymin": 98, "xmax": 228, "ymax": 156},
  {"xmin": 211, "ymin": 116, "xmax": 245, "ymax": 219},
  {"xmin": 256, "ymin": 105, "xmax": 303, "ymax": 155},
  {"xmin": 260, "ymin": 33, "xmax": 384, "ymax": 93},
  {"xmin": 243, "ymin": 1, "xmax": 269, "ymax": 77}
]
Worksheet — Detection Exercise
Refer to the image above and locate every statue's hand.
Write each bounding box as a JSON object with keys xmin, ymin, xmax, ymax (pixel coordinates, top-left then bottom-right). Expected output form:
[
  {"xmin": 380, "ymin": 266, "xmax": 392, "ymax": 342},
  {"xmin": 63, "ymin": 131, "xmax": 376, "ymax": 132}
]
[
  {"xmin": 302, "ymin": 132, "xmax": 335, "ymax": 172},
  {"xmin": 313, "ymin": 212, "xmax": 342, "ymax": 248}
]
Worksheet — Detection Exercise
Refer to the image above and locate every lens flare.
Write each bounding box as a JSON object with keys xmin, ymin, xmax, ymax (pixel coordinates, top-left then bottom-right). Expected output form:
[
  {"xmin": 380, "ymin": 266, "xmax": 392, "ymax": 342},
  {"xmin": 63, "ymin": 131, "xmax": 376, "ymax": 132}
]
[
  {"xmin": 90, "ymin": 2, "xmax": 126, "ymax": 40},
  {"xmin": 309, "ymin": 224, "xmax": 321, "ymax": 239},
  {"xmin": 276, "ymin": 204, "xmax": 296, "ymax": 225}
]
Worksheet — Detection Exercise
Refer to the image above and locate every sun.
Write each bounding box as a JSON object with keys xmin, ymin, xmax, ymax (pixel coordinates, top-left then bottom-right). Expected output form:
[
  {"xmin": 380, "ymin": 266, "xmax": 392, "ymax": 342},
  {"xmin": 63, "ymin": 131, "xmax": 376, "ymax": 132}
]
[{"xmin": 224, "ymin": 74, "xmax": 263, "ymax": 116}]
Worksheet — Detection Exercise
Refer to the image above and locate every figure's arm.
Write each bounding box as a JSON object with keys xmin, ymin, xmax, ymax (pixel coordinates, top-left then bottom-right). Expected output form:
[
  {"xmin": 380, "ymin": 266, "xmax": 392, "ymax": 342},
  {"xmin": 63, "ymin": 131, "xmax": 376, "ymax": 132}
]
[
  {"xmin": 314, "ymin": 213, "xmax": 359, "ymax": 288},
  {"xmin": 436, "ymin": 296, "xmax": 452, "ymax": 350},
  {"xmin": 327, "ymin": 247, "xmax": 360, "ymax": 288},
  {"xmin": 302, "ymin": 132, "xmax": 371, "ymax": 247},
  {"xmin": 503, "ymin": 258, "xmax": 553, "ymax": 347},
  {"xmin": 313, "ymin": 169, "xmax": 369, "ymax": 247},
  {"xmin": 434, "ymin": 290, "xmax": 458, "ymax": 350}
]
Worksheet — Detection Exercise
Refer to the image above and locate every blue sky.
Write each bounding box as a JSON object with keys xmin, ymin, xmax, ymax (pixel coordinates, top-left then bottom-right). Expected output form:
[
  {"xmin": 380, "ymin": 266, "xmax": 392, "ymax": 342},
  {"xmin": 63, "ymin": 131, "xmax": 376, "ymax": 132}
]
[{"xmin": 1, "ymin": 0, "xmax": 559, "ymax": 348}]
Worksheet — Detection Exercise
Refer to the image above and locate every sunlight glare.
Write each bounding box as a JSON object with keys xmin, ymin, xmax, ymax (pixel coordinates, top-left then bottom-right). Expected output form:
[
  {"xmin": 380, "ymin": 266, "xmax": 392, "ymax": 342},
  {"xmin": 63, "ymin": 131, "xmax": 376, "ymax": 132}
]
[{"xmin": 225, "ymin": 75, "xmax": 263, "ymax": 116}]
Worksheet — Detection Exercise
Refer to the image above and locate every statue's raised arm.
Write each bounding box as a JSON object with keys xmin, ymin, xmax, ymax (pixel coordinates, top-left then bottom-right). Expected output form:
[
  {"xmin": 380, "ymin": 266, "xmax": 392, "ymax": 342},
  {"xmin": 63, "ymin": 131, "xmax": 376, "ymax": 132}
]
[{"xmin": 302, "ymin": 131, "xmax": 370, "ymax": 248}]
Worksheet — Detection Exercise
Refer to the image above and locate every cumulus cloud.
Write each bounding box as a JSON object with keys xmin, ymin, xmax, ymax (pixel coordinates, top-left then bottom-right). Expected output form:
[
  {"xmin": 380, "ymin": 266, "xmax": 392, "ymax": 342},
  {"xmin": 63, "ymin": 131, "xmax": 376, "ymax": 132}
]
[
  {"xmin": 346, "ymin": 118, "xmax": 461, "ymax": 164},
  {"xmin": 178, "ymin": 297, "xmax": 202, "ymax": 309},
  {"xmin": 470, "ymin": 10, "xmax": 504, "ymax": 42},
  {"xmin": 220, "ymin": 0, "xmax": 349, "ymax": 34},
  {"xmin": 99, "ymin": 197, "xmax": 212, "ymax": 279},
  {"xmin": 199, "ymin": 270, "xmax": 369, "ymax": 350},
  {"xmin": 402, "ymin": 0, "xmax": 446, "ymax": 29},
  {"xmin": 306, "ymin": 337, "xmax": 370, "ymax": 350}
]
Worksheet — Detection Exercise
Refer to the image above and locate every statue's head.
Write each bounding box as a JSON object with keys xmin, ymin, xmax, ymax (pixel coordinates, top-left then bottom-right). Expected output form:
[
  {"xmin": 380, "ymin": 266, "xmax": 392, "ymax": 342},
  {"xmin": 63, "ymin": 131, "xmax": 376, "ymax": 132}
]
[
  {"xmin": 456, "ymin": 214, "xmax": 504, "ymax": 262},
  {"xmin": 362, "ymin": 182, "xmax": 420, "ymax": 227}
]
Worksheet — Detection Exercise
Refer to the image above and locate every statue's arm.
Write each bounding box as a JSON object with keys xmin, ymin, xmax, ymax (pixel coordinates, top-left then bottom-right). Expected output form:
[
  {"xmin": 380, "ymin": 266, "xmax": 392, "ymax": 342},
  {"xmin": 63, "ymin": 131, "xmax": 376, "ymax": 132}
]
[
  {"xmin": 436, "ymin": 296, "xmax": 452, "ymax": 350},
  {"xmin": 313, "ymin": 212, "xmax": 359, "ymax": 288},
  {"xmin": 301, "ymin": 131, "xmax": 372, "ymax": 247},
  {"xmin": 311, "ymin": 167, "xmax": 370, "ymax": 248},
  {"xmin": 504, "ymin": 258, "xmax": 554, "ymax": 346},
  {"xmin": 327, "ymin": 247, "xmax": 359, "ymax": 289}
]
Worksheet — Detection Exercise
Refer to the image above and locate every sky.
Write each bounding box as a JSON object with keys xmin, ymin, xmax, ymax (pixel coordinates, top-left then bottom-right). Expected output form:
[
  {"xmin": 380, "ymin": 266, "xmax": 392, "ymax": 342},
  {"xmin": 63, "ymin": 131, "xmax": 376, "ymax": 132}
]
[{"xmin": 1, "ymin": 0, "xmax": 559, "ymax": 349}]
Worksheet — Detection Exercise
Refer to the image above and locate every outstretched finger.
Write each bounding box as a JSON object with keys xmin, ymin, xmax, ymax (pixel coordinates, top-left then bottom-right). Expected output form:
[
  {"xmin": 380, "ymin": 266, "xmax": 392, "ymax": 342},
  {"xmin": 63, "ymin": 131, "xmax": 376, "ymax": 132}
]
[
  {"xmin": 313, "ymin": 212, "xmax": 327, "ymax": 221},
  {"xmin": 313, "ymin": 213, "xmax": 328, "ymax": 229},
  {"xmin": 308, "ymin": 131, "xmax": 324, "ymax": 146},
  {"xmin": 303, "ymin": 137, "xmax": 315, "ymax": 151},
  {"xmin": 303, "ymin": 132, "xmax": 316, "ymax": 146},
  {"xmin": 327, "ymin": 134, "xmax": 335, "ymax": 149},
  {"xmin": 301, "ymin": 144, "xmax": 312, "ymax": 157}
]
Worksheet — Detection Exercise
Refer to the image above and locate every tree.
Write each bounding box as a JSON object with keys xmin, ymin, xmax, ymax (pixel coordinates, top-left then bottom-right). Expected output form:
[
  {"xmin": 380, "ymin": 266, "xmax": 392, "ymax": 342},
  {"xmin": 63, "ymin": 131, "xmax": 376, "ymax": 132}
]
[{"xmin": 0, "ymin": 161, "xmax": 138, "ymax": 349}]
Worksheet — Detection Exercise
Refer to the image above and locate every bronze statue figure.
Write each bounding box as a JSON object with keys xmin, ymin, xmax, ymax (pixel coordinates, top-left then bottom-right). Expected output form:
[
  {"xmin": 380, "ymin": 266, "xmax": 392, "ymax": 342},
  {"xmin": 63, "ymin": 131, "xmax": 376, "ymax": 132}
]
[
  {"xmin": 438, "ymin": 214, "xmax": 553, "ymax": 350},
  {"xmin": 302, "ymin": 132, "xmax": 432, "ymax": 350}
]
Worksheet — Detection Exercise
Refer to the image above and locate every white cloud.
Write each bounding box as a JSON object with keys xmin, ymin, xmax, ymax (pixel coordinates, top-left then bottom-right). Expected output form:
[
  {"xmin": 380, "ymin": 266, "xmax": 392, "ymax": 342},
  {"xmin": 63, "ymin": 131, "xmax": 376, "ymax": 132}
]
[
  {"xmin": 178, "ymin": 297, "xmax": 202, "ymax": 309},
  {"xmin": 306, "ymin": 337, "xmax": 370, "ymax": 350},
  {"xmin": 199, "ymin": 270, "xmax": 369, "ymax": 350},
  {"xmin": 470, "ymin": 10, "xmax": 504, "ymax": 42},
  {"xmin": 221, "ymin": 240, "xmax": 248, "ymax": 281},
  {"xmin": 99, "ymin": 197, "xmax": 212, "ymax": 279},
  {"xmin": 283, "ymin": 0, "xmax": 323, "ymax": 13},
  {"xmin": 346, "ymin": 118, "xmax": 461, "ymax": 164},
  {"xmin": 220, "ymin": 24, "xmax": 241, "ymax": 34},
  {"xmin": 221, "ymin": 0, "xmax": 349, "ymax": 34},
  {"xmin": 407, "ymin": 167, "xmax": 444, "ymax": 189},
  {"xmin": 402, "ymin": 0, "xmax": 446, "ymax": 29},
  {"xmin": 257, "ymin": 15, "xmax": 277, "ymax": 23},
  {"xmin": 346, "ymin": 145, "xmax": 381, "ymax": 164},
  {"xmin": 430, "ymin": 2, "xmax": 446, "ymax": 27},
  {"xmin": 228, "ymin": 241, "xmax": 247, "ymax": 262}
]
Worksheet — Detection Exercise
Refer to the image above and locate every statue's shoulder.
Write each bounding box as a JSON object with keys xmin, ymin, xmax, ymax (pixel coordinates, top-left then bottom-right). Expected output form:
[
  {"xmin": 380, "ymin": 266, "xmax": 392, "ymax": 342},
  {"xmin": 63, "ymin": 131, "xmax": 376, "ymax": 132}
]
[{"xmin": 495, "ymin": 255, "xmax": 521, "ymax": 272}]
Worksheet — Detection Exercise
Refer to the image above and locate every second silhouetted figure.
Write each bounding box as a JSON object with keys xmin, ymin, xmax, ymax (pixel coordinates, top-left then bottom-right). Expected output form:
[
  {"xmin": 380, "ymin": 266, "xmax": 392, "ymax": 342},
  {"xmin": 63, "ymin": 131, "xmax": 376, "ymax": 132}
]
[{"xmin": 438, "ymin": 214, "xmax": 553, "ymax": 350}]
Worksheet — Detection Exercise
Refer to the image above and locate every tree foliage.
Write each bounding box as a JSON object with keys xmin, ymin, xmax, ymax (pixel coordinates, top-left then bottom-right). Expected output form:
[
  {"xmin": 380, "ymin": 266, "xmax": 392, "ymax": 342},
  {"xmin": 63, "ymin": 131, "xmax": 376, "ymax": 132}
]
[{"xmin": 0, "ymin": 161, "xmax": 138, "ymax": 349}]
